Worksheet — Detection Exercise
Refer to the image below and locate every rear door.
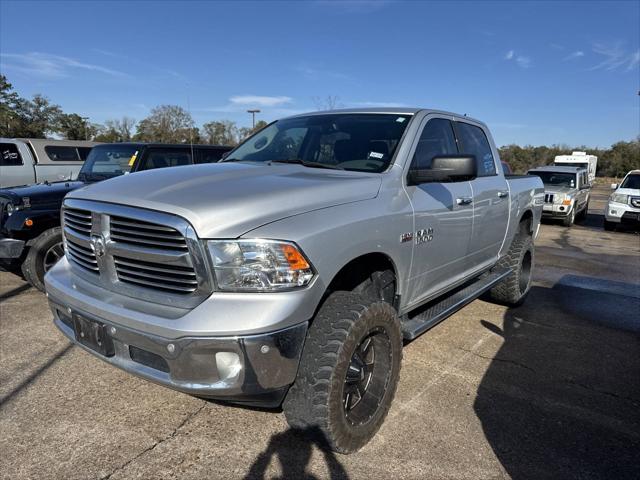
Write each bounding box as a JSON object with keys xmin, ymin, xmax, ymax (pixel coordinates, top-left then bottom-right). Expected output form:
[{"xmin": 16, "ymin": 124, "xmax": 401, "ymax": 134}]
[
  {"xmin": 403, "ymin": 116, "xmax": 474, "ymax": 307},
  {"xmin": 456, "ymin": 121, "xmax": 509, "ymax": 270}
]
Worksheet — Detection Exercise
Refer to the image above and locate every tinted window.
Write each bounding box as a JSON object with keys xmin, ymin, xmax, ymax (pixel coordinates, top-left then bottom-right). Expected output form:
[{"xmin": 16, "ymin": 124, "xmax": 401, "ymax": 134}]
[
  {"xmin": 0, "ymin": 143, "xmax": 22, "ymax": 166},
  {"xmin": 78, "ymin": 144, "xmax": 138, "ymax": 181},
  {"xmin": 225, "ymin": 114, "xmax": 412, "ymax": 173},
  {"xmin": 529, "ymin": 171, "xmax": 576, "ymax": 188},
  {"xmin": 621, "ymin": 174, "xmax": 640, "ymax": 190},
  {"xmin": 410, "ymin": 118, "xmax": 458, "ymax": 170},
  {"xmin": 45, "ymin": 145, "xmax": 81, "ymax": 162},
  {"xmin": 456, "ymin": 122, "xmax": 496, "ymax": 176},
  {"xmin": 77, "ymin": 147, "xmax": 92, "ymax": 161},
  {"xmin": 197, "ymin": 148, "xmax": 227, "ymax": 164},
  {"xmin": 139, "ymin": 148, "xmax": 192, "ymax": 171}
]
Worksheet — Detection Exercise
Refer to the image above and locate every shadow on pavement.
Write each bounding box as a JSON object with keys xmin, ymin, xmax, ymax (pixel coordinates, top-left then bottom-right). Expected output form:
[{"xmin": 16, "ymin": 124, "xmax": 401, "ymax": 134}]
[
  {"xmin": 243, "ymin": 427, "xmax": 349, "ymax": 480},
  {"xmin": 0, "ymin": 283, "xmax": 31, "ymax": 302},
  {"xmin": 474, "ymin": 284, "xmax": 640, "ymax": 479}
]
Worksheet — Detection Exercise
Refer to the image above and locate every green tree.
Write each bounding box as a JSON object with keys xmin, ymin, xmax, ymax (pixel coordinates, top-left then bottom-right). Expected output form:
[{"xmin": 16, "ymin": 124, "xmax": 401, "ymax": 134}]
[
  {"xmin": 135, "ymin": 105, "xmax": 195, "ymax": 143},
  {"xmin": 59, "ymin": 113, "xmax": 98, "ymax": 140},
  {"xmin": 201, "ymin": 120, "xmax": 239, "ymax": 145},
  {"xmin": 0, "ymin": 75, "xmax": 21, "ymax": 137}
]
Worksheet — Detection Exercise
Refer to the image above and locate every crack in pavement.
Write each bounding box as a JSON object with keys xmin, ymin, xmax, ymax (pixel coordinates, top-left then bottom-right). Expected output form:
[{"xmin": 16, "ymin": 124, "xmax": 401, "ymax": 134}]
[
  {"xmin": 566, "ymin": 380, "xmax": 640, "ymax": 406},
  {"xmin": 100, "ymin": 401, "xmax": 207, "ymax": 480},
  {"xmin": 456, "ymin": 346, "xmax": 537, "ymax": 373}
]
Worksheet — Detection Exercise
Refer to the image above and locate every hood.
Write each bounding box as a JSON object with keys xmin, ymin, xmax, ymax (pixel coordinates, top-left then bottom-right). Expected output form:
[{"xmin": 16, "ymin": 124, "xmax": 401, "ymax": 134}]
[
  {"xmin": 543, "ymin": 185, "xmax": 575, "ymax": 196},
  {"xmin": 614, "ymin": 187, "xmax": 640, "ymax": 196},
  {"xmin": 0, "ymin": 180, "xmax": 86, "ymax": 209},
  {"xmin": 67, "ymin": 162, "xmax": 382, "ymax": 238}
]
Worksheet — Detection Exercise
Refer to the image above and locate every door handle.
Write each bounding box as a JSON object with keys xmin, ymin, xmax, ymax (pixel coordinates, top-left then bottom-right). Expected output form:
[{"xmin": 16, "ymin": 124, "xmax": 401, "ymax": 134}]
[
  {"xmin": 456, "ymin": 197, "xmax": 473, "ymax": 206},
  {"xmin": 498, "ymin": 191, "xmax": 509, "ymax": 198}
]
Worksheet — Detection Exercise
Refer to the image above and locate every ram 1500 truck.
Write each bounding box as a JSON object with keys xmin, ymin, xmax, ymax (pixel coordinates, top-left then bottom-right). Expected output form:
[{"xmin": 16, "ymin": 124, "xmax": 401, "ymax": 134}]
[
  {"xmin": 45, "ymin": 109, "xmax": 544, "ymax": 453},
  {"xmin": 0, "ymin": 142, "xmax": 231, "ymax": 291}
]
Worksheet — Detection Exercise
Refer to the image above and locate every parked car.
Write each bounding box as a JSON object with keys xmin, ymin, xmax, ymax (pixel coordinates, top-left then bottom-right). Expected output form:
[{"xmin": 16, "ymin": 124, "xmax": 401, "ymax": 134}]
[
  {"xmin": 604, "ymin": 170, "xmax": 640, "ymax": 231},
  {"xmin": 44, "ymin": 108, "xmax": 543, "ymax": 453},
  {"xmin": 0, "ymin": 142, "xmax": 231, "ymax": 290},
  {"xmin": 528, "ymin": 165, "xmax": 590, "ymax": 227},
  {"xmin": 0, "ymin": 138, "xmax": 98, "ymax": 188}
]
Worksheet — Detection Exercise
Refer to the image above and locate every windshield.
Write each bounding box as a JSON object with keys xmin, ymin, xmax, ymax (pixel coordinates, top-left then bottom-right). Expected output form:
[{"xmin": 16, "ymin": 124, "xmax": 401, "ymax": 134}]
[
  {"xmin": 530, "ymin": 171, "xmax": 576, "ymax": 187},
  {"xmin": 224, "ymin": 113, "xmax": 412, "ymax": 173},
  {"xmin": 620, "ymin": 174, "xmax": 640, "ymax": 190},
  {"xmin": 78, "ymin": 145, "xmax": 139, "ymax": 181}
]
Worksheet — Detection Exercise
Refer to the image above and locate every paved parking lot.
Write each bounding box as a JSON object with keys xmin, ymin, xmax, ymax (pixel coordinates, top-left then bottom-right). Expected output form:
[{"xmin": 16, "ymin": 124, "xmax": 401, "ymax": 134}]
[{"xmin": 1, "ymin": 184, "xmax": 639, "ymax": 480}]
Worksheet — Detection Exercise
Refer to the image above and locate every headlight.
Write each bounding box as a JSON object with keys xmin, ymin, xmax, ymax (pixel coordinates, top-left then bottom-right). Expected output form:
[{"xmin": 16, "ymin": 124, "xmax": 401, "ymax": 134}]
[
  {"xmin": 554, "ymin": 195, "xmax": 572, "ymax": 205},
  {"xmin": 5, "ymin": 203, "xmax": 22, "ymax": 216},
  {"xmin": 207, "ymin": 240, "xmax": 315, "ymax": 291},
  {"xmin": 610, "ymin": 193, "xmax": 629, "ymax": 204}
]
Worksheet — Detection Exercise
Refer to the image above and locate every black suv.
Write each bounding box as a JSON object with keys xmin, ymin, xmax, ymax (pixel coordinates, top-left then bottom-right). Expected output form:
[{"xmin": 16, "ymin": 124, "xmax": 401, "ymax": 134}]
[{"xmin": 0, "ymin": 142, "xmax": 232, "ymax": 290}]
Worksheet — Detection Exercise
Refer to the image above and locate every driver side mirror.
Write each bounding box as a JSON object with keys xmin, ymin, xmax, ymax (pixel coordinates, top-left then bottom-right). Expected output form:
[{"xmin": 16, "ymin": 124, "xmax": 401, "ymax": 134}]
[
  {"xmin": 408, "ymin": 155, "xmax": 477, "ymax": 185},
  {"xmin": 611, "ymin": 183, "xmax": 618, "ymax": 190}
]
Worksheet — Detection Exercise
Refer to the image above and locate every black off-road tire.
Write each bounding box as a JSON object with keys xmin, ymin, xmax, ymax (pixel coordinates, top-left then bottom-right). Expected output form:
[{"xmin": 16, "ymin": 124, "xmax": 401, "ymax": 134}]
[
  {"xmin": 283, "ymin": 291, "xmax": 403, "ymax": 453},
  {"xmin": 21, "ymin": 227, "xmax": 64, "ymax": 292},
  {"xmin": 576, "ymin": 201, "xmax": 589, "ymax": 222},
  {"xmin": 488, "ymin": 234, "xmax": 534, "ymax": 306}
]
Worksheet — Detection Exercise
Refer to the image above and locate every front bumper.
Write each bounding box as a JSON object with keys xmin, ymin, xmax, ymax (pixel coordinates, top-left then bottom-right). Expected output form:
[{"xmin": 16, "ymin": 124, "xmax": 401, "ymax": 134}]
[
  {"xmin": 49, "ymin": 297, "xmax": 307, "ymax": 407},
  {"xmin": 605, "ymin": 202, "xmax": 640, "ymax": 225},
  {"xmin": 542, "ymin": 204, "xmax": 572, "ymax": 218},
  {"xmin": 0, "ymin": 237, "xmax": 25, "ymax": 259},
  {"xmin": 44, "ymin": 257, "xmax": 322, "ymax": 407}
]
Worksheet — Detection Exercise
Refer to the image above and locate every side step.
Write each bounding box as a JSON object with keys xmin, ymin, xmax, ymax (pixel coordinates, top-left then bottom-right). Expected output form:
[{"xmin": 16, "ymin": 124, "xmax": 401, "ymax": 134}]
[{"xmin": 401, "ymin": 268, "xmax": 512, "ymax": 341}]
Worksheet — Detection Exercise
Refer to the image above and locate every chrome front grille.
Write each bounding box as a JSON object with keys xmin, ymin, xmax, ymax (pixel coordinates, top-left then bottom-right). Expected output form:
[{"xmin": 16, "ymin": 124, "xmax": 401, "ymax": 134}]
[
  {"xmin": 110, "ymin": 216, "xmax": 189, "ymax": 251},
  {"xmin": 114, "ymin": 256, "xmax": 198, "ymax": 294},
  {"xmin": 64, "ymin": 208, "xmax": 92, "ymax": 235},
  {"xmin": 66, "ymin": 237, "xmax": 98, "ymax": 272},
  {"xmin": 544, "ymin": 193, "xmax": 555, "ymax": 204},
  {"xmin": 61, "ymin": 199, "xmax": 211, "ymax": 308}
]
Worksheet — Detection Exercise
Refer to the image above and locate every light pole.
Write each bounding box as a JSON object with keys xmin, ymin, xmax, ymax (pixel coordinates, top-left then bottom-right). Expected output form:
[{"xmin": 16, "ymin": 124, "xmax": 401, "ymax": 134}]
[
  {"xmin": 247, "ymin": 109, "xmax": 260, "ymax": 129},
  {"xmin": 81, "ymin": 116, "xmax": 90, "ymax": 140}
]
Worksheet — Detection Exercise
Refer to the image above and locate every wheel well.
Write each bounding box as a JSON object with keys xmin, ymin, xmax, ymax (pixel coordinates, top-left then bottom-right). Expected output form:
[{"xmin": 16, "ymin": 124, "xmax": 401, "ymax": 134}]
[
  {"xmin": 327, "ymin": 253, "xmax": 398, "ymax": 301},
  {"xmin": 519, "ymin": 210, "xmax": 533, "ymax": 236}
]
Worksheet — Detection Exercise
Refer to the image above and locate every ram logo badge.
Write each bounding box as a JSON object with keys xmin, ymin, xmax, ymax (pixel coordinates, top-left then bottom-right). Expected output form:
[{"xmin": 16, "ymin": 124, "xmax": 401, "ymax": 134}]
[{"xmin": 416, "ymin": 228, "xmax": 434, "ymax": 244}]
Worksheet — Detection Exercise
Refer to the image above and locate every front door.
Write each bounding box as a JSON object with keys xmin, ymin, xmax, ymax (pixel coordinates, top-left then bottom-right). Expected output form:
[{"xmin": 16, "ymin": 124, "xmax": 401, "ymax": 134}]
[{"xmin": 404, "ymin": 116, "xmax": 474, "ymax": 308}]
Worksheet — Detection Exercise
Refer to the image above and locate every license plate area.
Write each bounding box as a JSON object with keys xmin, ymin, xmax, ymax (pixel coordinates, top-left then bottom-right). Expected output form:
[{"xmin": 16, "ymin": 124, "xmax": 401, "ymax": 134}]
[{"xmin": 73, "ymin": 314, "xmax": 115, "ymax": 357}]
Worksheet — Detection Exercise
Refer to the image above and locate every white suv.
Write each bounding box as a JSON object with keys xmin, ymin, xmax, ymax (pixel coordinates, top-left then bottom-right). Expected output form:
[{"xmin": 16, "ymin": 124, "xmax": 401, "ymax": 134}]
[{"xmin": 605, "ymin": 170, "xmax": 640, "ymax": 231}]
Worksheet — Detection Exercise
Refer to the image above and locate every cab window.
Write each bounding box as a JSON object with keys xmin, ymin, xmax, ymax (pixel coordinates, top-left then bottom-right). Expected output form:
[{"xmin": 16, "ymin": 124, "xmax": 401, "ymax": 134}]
[
  {"xmin": 139, "ymin": 148, "xmax": 193, "ymax": 171},
  {"xmin": 455, "ymin": 122, "xmax": 496, "ymax": 176},
  {"xmin": 45, "ymin": 145, "xmax": 82, "ymax": 162},
  {"xmin": 410, "ymin": 118, "xmax": 458, "ymax": 171}
]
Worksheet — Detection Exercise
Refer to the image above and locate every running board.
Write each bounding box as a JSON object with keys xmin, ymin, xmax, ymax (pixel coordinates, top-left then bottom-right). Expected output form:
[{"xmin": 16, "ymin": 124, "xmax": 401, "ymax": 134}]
[{"xmin": 401, "ymin": 268, "xmax": 512, "ymax": 341}]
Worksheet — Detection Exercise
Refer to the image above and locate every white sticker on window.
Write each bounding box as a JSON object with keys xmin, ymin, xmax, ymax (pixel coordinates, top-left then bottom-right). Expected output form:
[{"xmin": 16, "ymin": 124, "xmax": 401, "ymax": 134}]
[
  {"xmin": 369, "ymin": 151, "xmax": 384, "ymax": 159},
  {"xmin": 396, "ymin": 117, "xmax": 406, "ymax": 123}
]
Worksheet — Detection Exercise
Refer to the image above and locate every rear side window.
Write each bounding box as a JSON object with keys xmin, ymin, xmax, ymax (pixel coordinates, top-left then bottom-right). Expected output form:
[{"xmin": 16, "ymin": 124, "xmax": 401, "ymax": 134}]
[
  {"xmin": 139, "ymin": 148, "xmax": 193, "ymax": 171},
  {"xmin": 410, "ymin": 118, "xmax": 458, "ymax": 170},
  {"xmin": 45, "ymin": 145, "xmax": 81, "ymax": 162},
  {"xmin": 0, "ymin": 143, "xmax": 23, "ymax": 166},
  {"xmin": 197, "ymin": 148, "xmax": 226, "ymax": 164},
  {"xmin": 456, "ymin": 123, "xmax": 496, "ymax": 177}
]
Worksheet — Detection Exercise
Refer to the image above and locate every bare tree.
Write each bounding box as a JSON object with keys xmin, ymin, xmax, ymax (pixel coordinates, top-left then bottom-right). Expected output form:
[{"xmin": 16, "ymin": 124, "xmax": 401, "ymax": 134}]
[
  {"xmin": 312, "ymin": 95, "xmax": 342, "ymax": 110},
  {"xmin": 135, "ymin": 105, "xmax": 195, "ymax": 143},
  {"xmin": 201, "ymin": 120, "xmax": 239, "ymax": 146}
]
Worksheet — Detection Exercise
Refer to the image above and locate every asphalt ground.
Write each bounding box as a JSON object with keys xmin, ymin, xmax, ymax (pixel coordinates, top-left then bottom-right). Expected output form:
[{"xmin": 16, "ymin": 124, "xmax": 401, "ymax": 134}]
[{"xmin": 1, "ymin": 183, "xmax": 639, "ymax": 479}]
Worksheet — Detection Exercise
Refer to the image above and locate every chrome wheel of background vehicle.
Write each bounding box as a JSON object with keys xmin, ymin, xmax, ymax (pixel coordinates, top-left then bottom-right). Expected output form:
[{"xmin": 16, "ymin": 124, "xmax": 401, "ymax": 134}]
[
  {"xmin": 43, "ymin": 242, "xmax": 64, "ymax": 272},
  {"xmin": 343, "ymin": 328, "xmax": 392, "ymax": 425}
]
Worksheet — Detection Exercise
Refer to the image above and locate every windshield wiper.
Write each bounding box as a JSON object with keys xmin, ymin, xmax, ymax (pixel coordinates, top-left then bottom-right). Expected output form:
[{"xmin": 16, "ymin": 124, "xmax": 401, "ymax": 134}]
[{"xmin": 270, "ymin": 159, "xmax": 344, "ymax": 170}]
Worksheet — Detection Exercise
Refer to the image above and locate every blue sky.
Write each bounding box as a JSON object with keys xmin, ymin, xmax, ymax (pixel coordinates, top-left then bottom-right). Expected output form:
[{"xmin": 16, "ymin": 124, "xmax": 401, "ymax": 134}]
[{"xmin": 1, "ymin": 0, "xmax": 638, "ymax": 147}]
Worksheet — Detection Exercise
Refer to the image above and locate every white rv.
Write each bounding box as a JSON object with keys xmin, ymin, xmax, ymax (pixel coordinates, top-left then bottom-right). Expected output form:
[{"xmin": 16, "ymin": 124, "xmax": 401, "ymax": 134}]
[{"xmin": 554, "ymin": 151, "xmax": 597, "ymax": 184}]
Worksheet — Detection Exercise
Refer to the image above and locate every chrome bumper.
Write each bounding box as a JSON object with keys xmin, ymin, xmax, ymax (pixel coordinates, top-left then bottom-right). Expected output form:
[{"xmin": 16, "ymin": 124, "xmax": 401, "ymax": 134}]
[
  {"xmin": 0, "ymin": 237, "xmax": 25, "ymax": 259},
  {"xmin": 49, "ymin": 296, "xmax": 307, "ymax": 407}
]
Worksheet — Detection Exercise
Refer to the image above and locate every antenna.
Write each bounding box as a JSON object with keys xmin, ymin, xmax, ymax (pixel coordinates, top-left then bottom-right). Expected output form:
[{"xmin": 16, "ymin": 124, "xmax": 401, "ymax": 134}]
[{"xmin": 186, "ymin": 80, "xmax": 195, "ymax": 160}]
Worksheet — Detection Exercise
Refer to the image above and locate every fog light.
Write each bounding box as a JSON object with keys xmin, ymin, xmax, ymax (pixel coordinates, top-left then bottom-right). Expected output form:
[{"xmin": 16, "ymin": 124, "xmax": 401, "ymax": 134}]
[
  {"xmin": 559, "ymin": 206, "xmax": 565, "ymax": 211},
  {"xmin": 611, "ymin": 210, "xmax": 617, "ymax": 215},
  {"xmin": 166, "ymin": 343, "xmax": 175, "ymax": 354},
  {"xmin": 215, "ymin": 352, "xmax": 241, "ymax": 380}
]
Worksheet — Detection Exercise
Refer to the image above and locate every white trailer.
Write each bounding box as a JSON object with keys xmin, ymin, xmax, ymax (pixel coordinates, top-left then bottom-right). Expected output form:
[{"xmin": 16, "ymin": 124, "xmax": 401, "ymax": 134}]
[{"xmin": 554, "ymin": 151, "xmax": 597, "ymax": 184}]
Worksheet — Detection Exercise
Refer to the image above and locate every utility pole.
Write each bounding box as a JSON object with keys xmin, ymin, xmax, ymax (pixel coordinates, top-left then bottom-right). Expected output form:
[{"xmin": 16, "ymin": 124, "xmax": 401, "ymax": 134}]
[
  {"xmin": 247, "ymin": 109, "xmax": 260, "ymax": 129},
  {"xmin": 81, "ymin": 116, "xmax": 90, "ymax": 140}
]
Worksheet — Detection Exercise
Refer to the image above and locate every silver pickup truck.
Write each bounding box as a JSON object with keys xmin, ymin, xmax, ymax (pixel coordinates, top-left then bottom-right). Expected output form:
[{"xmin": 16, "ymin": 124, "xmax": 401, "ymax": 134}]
[{"xmin": 45, "ymin": 109, "xmax": 543, "ymax": 453}]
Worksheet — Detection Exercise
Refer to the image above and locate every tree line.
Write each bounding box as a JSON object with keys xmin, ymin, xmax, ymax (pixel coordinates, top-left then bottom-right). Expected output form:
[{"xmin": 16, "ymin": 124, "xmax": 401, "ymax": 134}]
[
  {"xmin": 1, "ymin": 74, "xmax": 638, "ymax": 176},
  {"xmin": 0, "ymin": 75, "xmax": 267, "ymax": 146}
]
